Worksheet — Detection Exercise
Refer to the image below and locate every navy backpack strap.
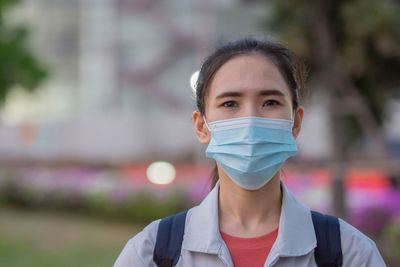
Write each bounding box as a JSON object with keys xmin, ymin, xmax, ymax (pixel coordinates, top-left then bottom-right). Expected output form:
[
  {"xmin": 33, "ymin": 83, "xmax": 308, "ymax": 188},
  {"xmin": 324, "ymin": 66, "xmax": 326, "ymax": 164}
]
[
  {"xmin": 311, "ymin": 210, "xmax": 343, "ymax": 267},
  {"xmin": 153, "ymin": 210, "xmax": 188, "ymax": 267}
]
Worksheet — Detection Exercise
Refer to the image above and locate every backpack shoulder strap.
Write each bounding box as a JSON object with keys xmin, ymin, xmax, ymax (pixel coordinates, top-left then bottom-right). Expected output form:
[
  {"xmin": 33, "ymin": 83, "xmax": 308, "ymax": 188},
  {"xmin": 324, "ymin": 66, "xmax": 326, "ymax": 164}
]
[
  {"xmin": 153, "ymin": 210, "xmax": 188, "ymax": 267},
  {"xmin": 311, "ymin": 210, "xmax": 343, "ymax": 267}
]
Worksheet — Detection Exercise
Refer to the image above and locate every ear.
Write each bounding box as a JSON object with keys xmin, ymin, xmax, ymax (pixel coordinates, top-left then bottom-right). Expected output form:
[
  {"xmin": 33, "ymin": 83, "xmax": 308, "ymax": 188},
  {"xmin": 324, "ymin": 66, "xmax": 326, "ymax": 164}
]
[
  {"xmin": 192, "ymin": 110, "xmax": 211, "ymax": 144},
  {"xmin": 292, "ymin": 106, "xmax": 304, "ymax": 139}
]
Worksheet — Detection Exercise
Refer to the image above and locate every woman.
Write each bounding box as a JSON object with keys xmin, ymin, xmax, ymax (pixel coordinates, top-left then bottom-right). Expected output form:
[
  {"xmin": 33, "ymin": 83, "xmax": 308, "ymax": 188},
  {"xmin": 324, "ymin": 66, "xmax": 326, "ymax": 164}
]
[{"xmin": 114, "ymin": 38, "xmax": 386, "ymax": 266}]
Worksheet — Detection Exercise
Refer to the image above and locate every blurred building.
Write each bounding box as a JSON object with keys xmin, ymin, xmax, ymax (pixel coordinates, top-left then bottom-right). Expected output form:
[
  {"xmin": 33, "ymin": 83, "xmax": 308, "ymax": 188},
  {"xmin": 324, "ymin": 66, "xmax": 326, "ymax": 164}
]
[{"xmin": 0, "ymin": 0, "xmax": 399, "ymax": 165}]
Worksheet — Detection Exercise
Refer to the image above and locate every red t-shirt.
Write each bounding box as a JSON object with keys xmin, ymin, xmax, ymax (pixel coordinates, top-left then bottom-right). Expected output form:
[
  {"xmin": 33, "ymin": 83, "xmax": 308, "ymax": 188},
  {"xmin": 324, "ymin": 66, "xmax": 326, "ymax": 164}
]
[{"xmin": 220, "ymin": 228, "xmax": 279, "ymax": 267}]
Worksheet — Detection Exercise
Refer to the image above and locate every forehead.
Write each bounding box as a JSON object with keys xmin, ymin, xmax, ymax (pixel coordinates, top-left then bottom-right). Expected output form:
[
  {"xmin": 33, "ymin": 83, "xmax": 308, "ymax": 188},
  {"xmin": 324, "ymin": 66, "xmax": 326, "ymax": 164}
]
[{"xmin": 208, "ymin": 54, "xmax": 291, "ymax": 98}]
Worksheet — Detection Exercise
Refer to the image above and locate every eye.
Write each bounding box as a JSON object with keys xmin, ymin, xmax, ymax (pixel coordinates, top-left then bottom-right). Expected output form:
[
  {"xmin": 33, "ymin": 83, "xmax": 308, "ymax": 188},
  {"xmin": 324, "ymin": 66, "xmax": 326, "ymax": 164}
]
[
  {"xmin": 222, "ymin": 101, "xmax": 238, "ymax": 108},
  {"xmin": 263, "ymin": 100, "xmax": 280, "ymax": 106}
]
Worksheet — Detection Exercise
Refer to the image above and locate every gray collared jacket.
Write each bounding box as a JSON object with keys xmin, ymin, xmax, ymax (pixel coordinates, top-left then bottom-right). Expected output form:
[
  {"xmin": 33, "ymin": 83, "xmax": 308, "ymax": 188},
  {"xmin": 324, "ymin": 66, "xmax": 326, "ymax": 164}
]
[{"xmin": 114, "ymin": 182, "xmax": 386, "ymax": 266}]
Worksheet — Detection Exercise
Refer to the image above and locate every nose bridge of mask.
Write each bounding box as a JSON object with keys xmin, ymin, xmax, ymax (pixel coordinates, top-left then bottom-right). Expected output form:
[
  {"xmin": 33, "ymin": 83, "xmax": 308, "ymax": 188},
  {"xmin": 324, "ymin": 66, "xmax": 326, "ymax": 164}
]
[
  {"xmin": 209, "ymin": 126, "xmax": 295, "ymax": 147},
  {"xmin": 207, "ymin": 116, "xmax": 294, "ymax": 132}
]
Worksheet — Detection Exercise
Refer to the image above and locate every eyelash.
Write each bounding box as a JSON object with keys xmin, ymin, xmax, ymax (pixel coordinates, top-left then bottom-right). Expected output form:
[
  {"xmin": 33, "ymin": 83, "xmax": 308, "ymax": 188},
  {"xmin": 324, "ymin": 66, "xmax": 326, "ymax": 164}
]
[
  {"xmin": 222, "ymin": 101, "xmax": 238, "ymax": 108},
  {"xmin": 263, "ymin": 100, "xmax": 280, "ymax": 106},
  {"xmin": 221, "ymin": 100, "xmax": 280, "ymax": 108}
]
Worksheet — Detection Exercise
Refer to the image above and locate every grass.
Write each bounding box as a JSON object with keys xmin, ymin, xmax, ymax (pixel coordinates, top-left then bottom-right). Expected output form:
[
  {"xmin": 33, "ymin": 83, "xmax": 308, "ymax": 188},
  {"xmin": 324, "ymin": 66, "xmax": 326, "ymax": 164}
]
[{"xmin": 0, "ymin": 205, "xmax": 146, "ymax": 267}]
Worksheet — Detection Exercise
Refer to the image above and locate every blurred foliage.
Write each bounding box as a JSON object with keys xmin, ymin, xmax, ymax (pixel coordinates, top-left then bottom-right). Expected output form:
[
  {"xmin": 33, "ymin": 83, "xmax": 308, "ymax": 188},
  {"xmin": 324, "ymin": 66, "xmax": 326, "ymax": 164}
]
[
  {"xmin": 0, "ymin": 0, "xmax": 47, "ymax": 103},
  {"xmin": 381, "ymin": 223, "xmax": 400, "ymax": 265},
  {"xmin": 82, "ymin": 191, "xmax": 188, "ymax": 223},
  {"xmin": 263, "ymin": 0, "xmax": 400, "ymax": 143},
  {"xmin": 0, "ymin": 174, "xmax": 189, "ymax": 223},
  {"xmin": 357, "ymin": 205, "xmax": 400, "ymax": 266}
]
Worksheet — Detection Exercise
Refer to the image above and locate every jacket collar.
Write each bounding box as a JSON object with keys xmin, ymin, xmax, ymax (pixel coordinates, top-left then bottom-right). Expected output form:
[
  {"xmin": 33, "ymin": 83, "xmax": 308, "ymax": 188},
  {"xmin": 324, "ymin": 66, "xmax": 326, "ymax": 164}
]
[
  {"xmin": 182, "ymin": 181, "xmax": 222, "ymax": 254},
  {"xmin": 265, "ymin": 182, "xmax": 316, "ymax": 265},
  {"xmin": 182, "ymin": 180, "xmax": 317, "ymax": 261}
]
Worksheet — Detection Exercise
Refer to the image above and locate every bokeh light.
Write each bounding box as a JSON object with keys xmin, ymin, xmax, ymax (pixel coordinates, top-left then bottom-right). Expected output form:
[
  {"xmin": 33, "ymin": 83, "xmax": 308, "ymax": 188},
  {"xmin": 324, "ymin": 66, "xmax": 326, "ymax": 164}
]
[
  {"xmin": 190, "ymin": 70, "xmax": 199, "ymax": 94},
  {"xmin": 146, "ymin": 161, "xmax": 176, "ymax": 185}
]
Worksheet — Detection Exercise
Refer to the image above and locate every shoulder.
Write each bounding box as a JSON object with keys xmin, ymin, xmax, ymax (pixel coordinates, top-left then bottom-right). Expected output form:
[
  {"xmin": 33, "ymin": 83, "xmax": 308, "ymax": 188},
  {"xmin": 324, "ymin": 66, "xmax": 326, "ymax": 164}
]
[
  {"xmin": 338, "ymin": 218, "xmax": 386, "ymax": 266},
  {"xmin": 113, "ymin": 219, "xmax": 160, "ymax": 267}
]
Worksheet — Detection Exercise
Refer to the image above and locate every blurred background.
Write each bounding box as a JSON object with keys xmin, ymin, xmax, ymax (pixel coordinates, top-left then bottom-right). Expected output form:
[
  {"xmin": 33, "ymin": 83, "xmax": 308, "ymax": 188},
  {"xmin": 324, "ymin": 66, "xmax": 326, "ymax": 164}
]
[{"xmin": 0, "ymin": 0, "xmax": 399, "ymax": 266}]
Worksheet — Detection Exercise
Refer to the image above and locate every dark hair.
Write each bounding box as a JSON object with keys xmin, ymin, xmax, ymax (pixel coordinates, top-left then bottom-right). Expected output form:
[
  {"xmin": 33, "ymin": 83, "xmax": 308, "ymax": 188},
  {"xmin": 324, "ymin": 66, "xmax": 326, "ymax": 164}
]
[{"xmin": 195, "ymin": 38, "xmax": 306, "ymax": 188}]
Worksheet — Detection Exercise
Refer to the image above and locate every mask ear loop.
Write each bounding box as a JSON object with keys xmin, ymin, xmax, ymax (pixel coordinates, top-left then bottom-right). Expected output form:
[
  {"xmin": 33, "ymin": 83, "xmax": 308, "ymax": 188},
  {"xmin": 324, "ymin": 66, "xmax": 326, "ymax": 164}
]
[
  {"xmin": 290, "ymin": 114, "xmax": 297, "ymax": 135},
  {"xmin": 203, "ymin": 116, "xmax": 211, "ymax": 131},
  {"xmin": 289, "ymin": 107, "xmax": 295, "ymax": 130}
]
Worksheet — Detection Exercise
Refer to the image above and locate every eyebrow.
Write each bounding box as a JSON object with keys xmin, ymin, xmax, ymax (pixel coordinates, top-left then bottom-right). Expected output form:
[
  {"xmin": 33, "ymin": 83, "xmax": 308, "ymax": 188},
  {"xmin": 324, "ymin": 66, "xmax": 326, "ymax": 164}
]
[{"xmin": 215, "ymin": 89, "xmax": 285, "ymax": 99}]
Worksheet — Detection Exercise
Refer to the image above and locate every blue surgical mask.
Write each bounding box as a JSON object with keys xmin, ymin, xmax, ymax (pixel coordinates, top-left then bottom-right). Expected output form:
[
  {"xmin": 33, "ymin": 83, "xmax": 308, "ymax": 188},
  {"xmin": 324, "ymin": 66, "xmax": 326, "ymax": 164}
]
[{"xmin": 204, "ymin": 116, "xmax": 298, "ymax": 190}]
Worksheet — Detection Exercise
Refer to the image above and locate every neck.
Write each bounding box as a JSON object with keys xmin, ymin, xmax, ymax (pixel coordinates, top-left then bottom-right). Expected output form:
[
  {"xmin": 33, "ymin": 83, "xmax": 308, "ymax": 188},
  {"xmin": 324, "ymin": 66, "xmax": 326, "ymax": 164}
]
[{"xmin": 218, "ymin": 167, "xmax": 282, "ymax": 238}]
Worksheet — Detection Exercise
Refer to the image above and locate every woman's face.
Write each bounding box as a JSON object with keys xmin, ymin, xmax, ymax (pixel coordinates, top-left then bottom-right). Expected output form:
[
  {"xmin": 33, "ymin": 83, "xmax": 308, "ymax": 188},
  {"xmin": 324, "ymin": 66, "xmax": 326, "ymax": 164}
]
[{"xmin": 193, "ymin": 54, "xmax": 303, "ymax": 144}]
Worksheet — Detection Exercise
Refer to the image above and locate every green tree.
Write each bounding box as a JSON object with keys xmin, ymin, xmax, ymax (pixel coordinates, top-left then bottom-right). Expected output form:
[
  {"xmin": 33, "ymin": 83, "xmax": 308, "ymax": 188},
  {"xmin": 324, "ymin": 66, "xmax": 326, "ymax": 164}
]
[
  {"xmin": 0, "ymin": 0, "xmax": 47, "ymax": 103},
  {"xmin": 263, "ymin": 0, "xmax": 400, "ymax": 218}
]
